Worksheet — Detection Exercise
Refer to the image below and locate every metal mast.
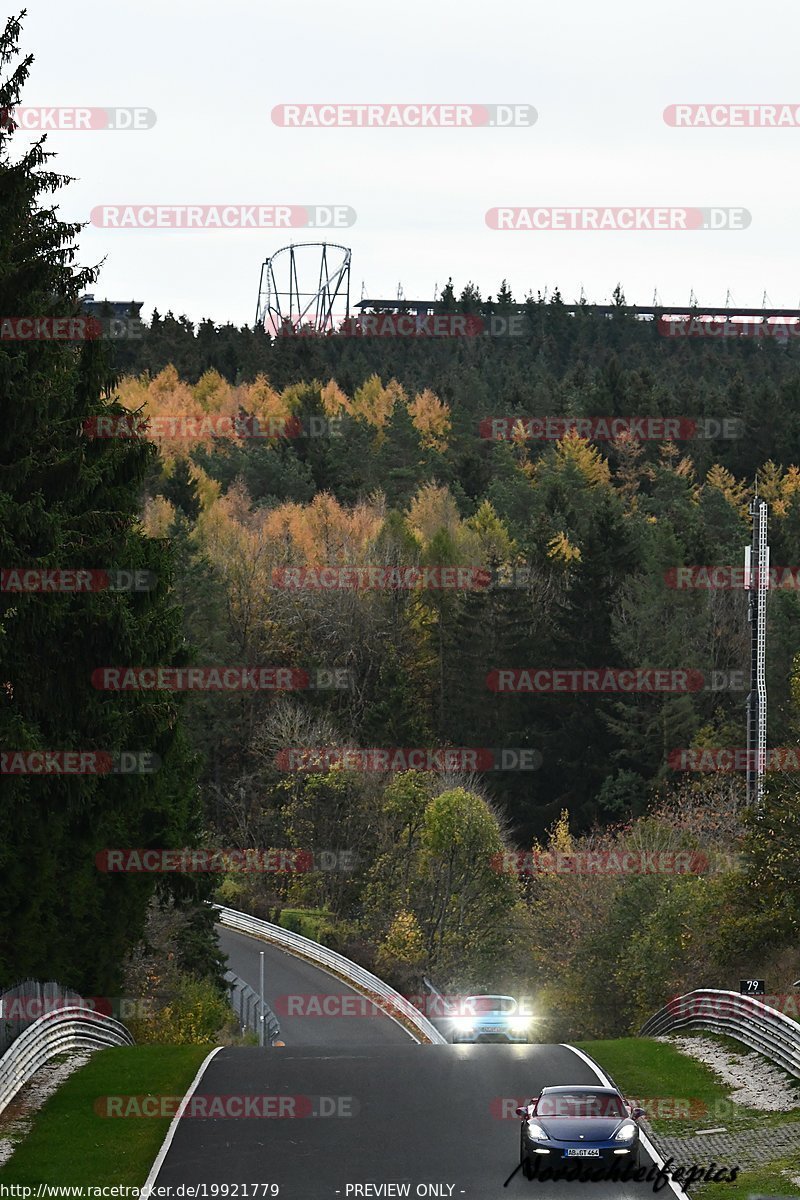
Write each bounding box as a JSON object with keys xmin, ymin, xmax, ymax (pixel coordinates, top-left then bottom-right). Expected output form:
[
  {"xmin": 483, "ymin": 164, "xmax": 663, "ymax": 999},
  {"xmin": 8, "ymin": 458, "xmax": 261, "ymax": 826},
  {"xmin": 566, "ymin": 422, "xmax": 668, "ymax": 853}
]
[{"xmin": 744, "ymin": 493, "xmax": 769, "ymax": 804}]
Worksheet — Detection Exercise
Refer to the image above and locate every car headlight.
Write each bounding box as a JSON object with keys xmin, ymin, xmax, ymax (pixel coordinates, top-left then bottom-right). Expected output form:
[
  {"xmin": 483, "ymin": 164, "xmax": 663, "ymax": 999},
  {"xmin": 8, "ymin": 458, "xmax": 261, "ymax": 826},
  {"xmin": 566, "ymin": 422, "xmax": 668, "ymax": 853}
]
[
  {"xmin": 509, "ymin": 1017, "xmax": 531, "ymax": 1032},
  {"xmin": 453, "ymin": 1017, "xmax": 474, "ymax": 1032},
  {"xmin": 526, "ymin": 1122, "xmax": 548, "ymax": 1141},
  {"xmin": 614, "ymin": 1122, "xmax": 637, "ymax": 1141}
]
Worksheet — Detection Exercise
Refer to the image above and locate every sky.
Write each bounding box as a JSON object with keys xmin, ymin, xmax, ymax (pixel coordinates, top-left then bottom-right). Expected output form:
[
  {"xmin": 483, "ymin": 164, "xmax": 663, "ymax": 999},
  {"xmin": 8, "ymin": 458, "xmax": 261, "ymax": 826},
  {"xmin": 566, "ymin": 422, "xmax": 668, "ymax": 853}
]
[{"xmin": 13, "ymin": 0, "xmax": 800, "ymax": 327}]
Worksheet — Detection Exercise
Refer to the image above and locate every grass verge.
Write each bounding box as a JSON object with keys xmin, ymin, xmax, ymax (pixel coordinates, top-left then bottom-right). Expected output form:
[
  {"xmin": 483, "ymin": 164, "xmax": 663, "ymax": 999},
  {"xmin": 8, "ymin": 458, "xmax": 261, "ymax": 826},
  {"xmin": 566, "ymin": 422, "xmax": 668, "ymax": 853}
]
[
  {"xmin": 697, "ymin": 1153, "xmax": 800, "ymax": 1200},
  {"xmin": 0, "ymin": 1044, "xmax": 210, "ymax": 1185},
  {"xmin": 575, "ymin": 1037, "xmax": 800, "ymax": 1198}
]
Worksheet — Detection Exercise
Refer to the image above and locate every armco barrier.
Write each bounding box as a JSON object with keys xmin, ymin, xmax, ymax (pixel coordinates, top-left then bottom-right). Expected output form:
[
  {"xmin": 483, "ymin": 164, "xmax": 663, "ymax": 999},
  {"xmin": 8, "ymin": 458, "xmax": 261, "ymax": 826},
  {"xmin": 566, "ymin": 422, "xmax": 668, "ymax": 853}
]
[
  {"xmin": 640, "ymin": 989, "xmax": 800, "ymax": 1077},
  {"xmin": 0, "ymin": 980, "xmax": 84, "ymax": 1054},
  {"xmin": 214, "ymin": 905, "xmax": 447, "ymax": 1044},
  {"xmin": 225, "ymin": 968, "xmax": 281, "ymax": 1044},
  {"xmin": 0, "ymin": 1005, "xmax": 134, "ymax": 1117}
]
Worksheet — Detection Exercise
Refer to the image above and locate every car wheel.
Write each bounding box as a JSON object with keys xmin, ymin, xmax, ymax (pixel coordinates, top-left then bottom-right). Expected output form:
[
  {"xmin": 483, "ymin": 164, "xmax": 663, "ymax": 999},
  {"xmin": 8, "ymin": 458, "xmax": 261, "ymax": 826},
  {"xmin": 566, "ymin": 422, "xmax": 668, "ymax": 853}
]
[{"xmin": 520, "ymin": 1141, "xmax": 534, "ymax": 1180}]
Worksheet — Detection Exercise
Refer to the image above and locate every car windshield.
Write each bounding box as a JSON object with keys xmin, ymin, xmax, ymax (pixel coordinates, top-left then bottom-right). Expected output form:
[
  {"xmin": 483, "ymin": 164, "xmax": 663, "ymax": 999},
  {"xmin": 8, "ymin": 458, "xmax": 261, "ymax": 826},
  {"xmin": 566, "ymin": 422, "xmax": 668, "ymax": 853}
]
[
  {"xmin": 536, "ymin": 1092, "xmax": 626, "ymax": 1119},
  {"xmin": 463, "ymin": 996, "xmax": 515, "ymax": 1014}
]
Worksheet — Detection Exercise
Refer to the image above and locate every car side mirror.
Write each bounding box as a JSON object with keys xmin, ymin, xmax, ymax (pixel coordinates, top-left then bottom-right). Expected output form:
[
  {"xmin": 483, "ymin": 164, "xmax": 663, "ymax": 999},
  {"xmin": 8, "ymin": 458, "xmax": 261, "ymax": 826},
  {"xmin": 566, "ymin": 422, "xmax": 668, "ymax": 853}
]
[
  {"xmin": 515, "ymin": 1106, "xmax": 528, "ymax": 1117},
  {"xmin": 631, "ymin": 1108, "xmax": 645, "ymax": 1119}
]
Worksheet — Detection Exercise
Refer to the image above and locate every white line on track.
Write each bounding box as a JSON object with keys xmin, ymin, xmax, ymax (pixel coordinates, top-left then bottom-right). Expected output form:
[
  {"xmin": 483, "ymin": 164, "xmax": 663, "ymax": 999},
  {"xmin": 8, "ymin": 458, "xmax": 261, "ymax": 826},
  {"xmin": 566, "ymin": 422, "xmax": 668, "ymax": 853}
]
[
  {"xmin": 141, "ymin": 1046, "xmax": 223, "ymax": 1191},
  {"xmin": 562, "ymin": 1042, "xmax": 687, "ymax": 1199}
]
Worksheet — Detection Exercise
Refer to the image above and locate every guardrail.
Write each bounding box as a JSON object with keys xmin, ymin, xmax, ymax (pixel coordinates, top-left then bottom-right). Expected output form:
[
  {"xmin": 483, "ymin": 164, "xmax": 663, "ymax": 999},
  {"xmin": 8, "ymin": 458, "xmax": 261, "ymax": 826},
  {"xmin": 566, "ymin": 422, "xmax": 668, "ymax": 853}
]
[
  {"xmin": 640, "ymin": 989, "xmax": 800, "ymax": 1078},
  {"xmin": 225, "ymin": 969, "xmax": 281, "ymax": 1045},
  {"xmin": 215, "ymin": 905, "xmax": 447, "ymax": 1045},
  {"xmin": 0, "ymin": 1006, "xmax": 134, "ymax": 1117},
  {"xmin": 0, "ymin": 980, "xmax": 84, "ymax": 1055}
]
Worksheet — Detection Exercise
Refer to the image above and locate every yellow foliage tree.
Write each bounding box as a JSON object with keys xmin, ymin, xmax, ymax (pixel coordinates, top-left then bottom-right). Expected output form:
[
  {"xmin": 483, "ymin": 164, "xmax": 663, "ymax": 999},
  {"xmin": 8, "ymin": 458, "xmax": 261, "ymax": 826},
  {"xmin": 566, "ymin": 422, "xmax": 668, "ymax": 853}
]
[
  {"xmin": 352, "ymin": 375, "xmax": 406, "ymax": 429},
  {"xmin": 193, "ymin": 369, "xmax": 232, "ymax": 412},
  {"xmin": 406, "ymin": 483, "xmax": 462, "ymax": 546},
  {"xmin": 141, "ymin": 495, "xmax": 176, "ymax": 538},
  {"xmin": 376, "ymin": 909, "xmax": 426, "ymax": 971},
  {"xmin": 547, "ymin": 531, "xmax": 582, "ymax": 564},
  {"xmin": 551, "ymin": 434, "xmax": 612, "ymax": 488},
  {"xmin": 705, "ymin": 464, "xmax": 749, "ymax": 518},
  {"xmin": 321, "ymin": 379, "xmax": 351, "ymax": 417},
  {"xmin": 409, "ymin": 388, "xmax": 451, "ymax": 451}
]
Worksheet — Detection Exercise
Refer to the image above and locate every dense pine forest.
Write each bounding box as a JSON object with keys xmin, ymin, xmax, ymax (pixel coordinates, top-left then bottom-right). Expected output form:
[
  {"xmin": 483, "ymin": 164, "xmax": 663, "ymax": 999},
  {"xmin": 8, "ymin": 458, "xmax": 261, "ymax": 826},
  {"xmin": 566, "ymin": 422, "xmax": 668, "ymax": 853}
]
[
  {"xmin": 114, "ymin": 298, "xmax": 800, "ymax": 837},
  {"xmin": 4, "ymin": 3, "xmax": 800, "ymax": 1037},
  {"xmin": 82, "ymin": 301, "xmax": 800, "ymax": 1036}
]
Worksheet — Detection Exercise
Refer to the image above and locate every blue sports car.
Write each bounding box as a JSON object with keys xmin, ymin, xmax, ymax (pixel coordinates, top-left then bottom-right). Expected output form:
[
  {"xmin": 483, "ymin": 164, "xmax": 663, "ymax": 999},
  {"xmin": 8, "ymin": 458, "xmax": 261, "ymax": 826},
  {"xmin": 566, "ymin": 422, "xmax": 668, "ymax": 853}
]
[
  {"xmin": 449, "ymin": 995, "xmax": 534, "ymax": 1043},
  {"xmin": 517, "ymin": 1085, "xmax": 644, "ymax": 1177}
]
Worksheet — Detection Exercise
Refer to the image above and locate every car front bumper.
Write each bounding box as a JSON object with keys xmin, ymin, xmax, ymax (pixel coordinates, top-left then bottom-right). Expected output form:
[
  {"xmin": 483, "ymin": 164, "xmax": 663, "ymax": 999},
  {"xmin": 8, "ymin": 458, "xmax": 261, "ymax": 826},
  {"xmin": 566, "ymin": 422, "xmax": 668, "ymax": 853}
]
[
  {"xmin": 451, "ymin": 1026, "xmax": 531, "ymax": 1043},
  {"xmin": 521, "ymin": 1139, "xmax": 639, "ymax": 1168}
]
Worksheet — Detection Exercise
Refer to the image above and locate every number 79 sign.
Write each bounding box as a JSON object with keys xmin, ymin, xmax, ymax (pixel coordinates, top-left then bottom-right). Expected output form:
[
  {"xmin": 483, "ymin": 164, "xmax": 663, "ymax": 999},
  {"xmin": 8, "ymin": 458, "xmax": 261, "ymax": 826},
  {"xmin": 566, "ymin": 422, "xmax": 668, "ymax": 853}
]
[{"xmin": 740, "ymin": 979, "xmax": 765, "ymax": 994}]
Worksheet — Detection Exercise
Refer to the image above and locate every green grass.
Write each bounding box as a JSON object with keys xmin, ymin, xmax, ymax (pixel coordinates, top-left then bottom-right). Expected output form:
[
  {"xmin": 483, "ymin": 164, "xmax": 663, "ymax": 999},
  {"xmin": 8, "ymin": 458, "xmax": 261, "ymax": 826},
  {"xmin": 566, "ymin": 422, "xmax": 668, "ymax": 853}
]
[
  {"xmin": 576, "ymin": 1038, "xmax": 800, "ymax": 1198},
  {"xmin": 575, "ymin": 1037, "xmax": 737, "ymax": 1128},
  {"xmin": 0, "ymin": 1045, "xmax": 210, "ymax": 1185},
  {"xmin": 695, "ymin": 1152, "xmax": 800, "ymax": 1200},
  {"xmin": 575, "ymin": 1037, "xmax": 800, "ymax": 1135}
]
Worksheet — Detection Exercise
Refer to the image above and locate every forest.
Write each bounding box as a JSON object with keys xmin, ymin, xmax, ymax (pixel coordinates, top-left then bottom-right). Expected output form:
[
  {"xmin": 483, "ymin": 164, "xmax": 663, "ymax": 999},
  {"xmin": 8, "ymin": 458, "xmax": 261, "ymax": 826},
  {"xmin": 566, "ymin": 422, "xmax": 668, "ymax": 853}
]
[
  {"xmin": 77, "ymin": 296, "xmax": 800, "ymax": 1036},
  {"xmin": 4, "ymin": 8, "xmax": 800, "ymax": 1030}
]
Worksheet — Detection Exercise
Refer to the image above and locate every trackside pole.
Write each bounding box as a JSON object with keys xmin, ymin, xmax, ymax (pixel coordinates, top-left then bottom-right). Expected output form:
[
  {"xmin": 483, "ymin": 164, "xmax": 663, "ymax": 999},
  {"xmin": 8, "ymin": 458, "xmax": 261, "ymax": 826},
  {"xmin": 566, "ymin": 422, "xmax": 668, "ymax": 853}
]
[
  {"xmin": 259, "ymin": 950, "xmax": 265, "ymax": 1047},
  {"xmin": 745, "ymin": 494, "xmax": 769, "ymax": 806}
]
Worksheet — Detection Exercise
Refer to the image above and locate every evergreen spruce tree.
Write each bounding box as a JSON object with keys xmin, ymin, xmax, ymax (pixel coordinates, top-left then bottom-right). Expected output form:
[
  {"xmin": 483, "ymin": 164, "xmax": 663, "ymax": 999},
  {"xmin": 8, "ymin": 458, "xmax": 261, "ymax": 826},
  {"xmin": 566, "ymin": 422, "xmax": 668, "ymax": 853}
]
[{"xmin": 0, "ymin": 13, "xmax": 202, "ymax": 992}]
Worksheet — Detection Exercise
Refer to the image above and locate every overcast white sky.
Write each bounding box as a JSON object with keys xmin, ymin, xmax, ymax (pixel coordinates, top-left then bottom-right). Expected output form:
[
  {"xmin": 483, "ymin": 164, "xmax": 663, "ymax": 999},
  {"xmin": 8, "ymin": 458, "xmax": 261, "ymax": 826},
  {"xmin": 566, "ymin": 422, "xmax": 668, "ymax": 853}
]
[{"xmin": 15, "ymin": 0, "xmax": 800, "ymax": 326}]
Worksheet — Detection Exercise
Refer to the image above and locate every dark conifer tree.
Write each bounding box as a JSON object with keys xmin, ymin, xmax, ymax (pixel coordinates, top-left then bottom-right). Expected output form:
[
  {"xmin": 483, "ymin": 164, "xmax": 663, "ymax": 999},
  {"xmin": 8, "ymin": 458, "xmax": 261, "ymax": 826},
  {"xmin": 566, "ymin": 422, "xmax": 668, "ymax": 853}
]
[{"xmin": 0, "ymin": 13, "xmax": 204, "ymax": 992}]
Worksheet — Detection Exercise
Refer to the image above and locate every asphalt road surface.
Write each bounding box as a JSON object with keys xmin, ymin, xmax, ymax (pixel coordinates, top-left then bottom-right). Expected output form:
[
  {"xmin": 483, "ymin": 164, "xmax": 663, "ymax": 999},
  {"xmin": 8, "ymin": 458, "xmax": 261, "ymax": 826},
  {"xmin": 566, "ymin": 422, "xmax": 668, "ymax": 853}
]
[
  {"xmin": 218, "ymin": 925, "xmax": 411, "ymax": 1047},
  {"xmin": 149, "ymin": 929, "xmax": 670, "ymax": 1196},
  {"xmin": 151, "ymin": 1041, "xmax": 663, "ymax": 1197}
]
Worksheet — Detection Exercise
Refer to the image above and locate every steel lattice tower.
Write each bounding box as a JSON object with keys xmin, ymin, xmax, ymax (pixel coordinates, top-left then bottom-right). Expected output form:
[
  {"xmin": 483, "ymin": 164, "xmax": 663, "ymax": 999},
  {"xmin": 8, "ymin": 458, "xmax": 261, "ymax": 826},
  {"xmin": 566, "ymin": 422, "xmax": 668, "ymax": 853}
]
[{"xmin": 255, "ymin": 243, "xmax": 351, "ymax": 334}]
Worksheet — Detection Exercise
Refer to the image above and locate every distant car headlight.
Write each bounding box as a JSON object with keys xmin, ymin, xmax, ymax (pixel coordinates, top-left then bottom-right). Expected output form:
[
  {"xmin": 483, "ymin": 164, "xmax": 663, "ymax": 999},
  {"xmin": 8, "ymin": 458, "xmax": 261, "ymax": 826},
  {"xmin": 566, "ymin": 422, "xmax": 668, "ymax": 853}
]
[
  {"xmin": 526, "ymin": 1122, "xmax": 548, "ymax": 1141},
  {"xmin": 509, "ymin": 1016, "xmax": 531, "ymax": 1032},
  {"xmin": 453, "ymin": 1017, "xmax": 474, "ymax": 1032},
  {"xmin": 615, "ymin": 1122, "xmax": 637, "ymax": 1141}
]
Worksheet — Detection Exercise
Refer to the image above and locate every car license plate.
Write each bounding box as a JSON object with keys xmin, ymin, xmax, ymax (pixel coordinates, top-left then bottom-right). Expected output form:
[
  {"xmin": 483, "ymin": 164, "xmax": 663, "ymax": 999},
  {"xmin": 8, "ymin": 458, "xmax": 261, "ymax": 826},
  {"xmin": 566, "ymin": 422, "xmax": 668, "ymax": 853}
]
[{"xmin": 565, "ymin": 1149, "xmax": 600, "ymax": 1157}]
